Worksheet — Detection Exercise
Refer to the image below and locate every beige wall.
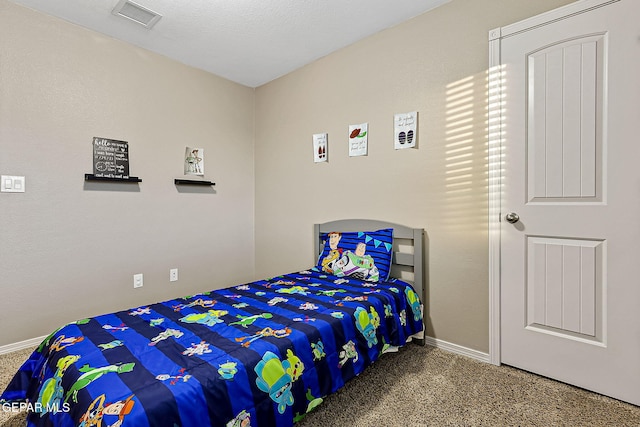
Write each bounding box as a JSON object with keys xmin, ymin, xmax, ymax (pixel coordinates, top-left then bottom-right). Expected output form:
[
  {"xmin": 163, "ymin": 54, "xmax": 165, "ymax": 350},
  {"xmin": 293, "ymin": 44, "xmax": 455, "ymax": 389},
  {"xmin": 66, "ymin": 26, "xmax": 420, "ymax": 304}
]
[
  {"xmin": 0, "ymin": 1, "xmax": 255, "ymax": 346},
  {"xmin": 0, "ymin": 0, "xmax": 576, "ymax": 352},
  {"xmin": 254, "ymin": 0, "xmax": 574, "ymax": 353}
]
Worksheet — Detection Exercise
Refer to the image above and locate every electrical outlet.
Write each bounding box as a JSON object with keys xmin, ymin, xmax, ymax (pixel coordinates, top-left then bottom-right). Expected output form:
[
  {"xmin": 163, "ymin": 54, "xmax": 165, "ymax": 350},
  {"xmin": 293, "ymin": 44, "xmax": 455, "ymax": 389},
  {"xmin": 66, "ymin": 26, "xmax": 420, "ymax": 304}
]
[
  {"xmin": 169, "ymin": 268, "xmax": 178, "ymax": 282},
  {"xmin": 133, "ymin": 273, "xmax": 143, "ymax": 288}
]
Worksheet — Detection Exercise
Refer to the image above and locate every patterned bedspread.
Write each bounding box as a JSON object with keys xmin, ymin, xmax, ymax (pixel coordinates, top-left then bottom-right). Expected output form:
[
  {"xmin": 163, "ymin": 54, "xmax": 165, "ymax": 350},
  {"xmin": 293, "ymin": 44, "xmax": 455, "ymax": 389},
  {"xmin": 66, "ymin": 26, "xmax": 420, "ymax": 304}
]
[{"xmin": 1, "ymin": 269, "xmax": 423, "ymax": 427}]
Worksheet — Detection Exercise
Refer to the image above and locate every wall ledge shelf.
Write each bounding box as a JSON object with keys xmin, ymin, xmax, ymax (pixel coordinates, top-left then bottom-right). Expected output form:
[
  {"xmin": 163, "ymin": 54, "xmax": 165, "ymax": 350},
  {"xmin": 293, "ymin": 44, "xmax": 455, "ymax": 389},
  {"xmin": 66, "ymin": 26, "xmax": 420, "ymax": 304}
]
[
  {"xmin": 174, "ymin": 179, "xmax": 215, "ymax": 186},
  {"xmin": 85, "ymin": 174, "xmax": 142, "ymax": 183}
]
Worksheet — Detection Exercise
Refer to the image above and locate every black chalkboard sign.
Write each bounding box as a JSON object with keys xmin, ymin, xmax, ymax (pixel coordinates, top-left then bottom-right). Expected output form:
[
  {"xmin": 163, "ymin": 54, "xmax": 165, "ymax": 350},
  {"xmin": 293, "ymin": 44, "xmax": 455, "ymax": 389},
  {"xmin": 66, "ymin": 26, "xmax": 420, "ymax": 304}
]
[{"xmin": 92, "ymin": 137, "xmax": 130, "ymax": 179}]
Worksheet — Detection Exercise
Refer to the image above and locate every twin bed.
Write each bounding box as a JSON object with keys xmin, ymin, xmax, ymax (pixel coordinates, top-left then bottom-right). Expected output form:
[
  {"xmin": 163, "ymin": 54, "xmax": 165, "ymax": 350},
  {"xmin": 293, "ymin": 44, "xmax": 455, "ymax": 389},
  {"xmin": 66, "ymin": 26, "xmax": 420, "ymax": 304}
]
[{"xmin": 1, "ymin": 219, "xmax": 426, "ymax": 427}]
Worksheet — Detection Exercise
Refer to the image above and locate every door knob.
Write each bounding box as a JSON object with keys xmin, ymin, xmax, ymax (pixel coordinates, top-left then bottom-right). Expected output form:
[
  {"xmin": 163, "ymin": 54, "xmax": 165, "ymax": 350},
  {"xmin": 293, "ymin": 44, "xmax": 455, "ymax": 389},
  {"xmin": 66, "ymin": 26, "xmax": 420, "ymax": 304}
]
[{"xmin": 505, "ymin": 212, "xmax": 520, "ymax": 224}]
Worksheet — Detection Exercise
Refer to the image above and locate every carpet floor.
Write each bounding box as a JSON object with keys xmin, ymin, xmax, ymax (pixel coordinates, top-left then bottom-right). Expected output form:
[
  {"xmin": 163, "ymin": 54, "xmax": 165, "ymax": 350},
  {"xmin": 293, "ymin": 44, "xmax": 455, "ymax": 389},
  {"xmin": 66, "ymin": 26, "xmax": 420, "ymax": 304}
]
[{"xmin": 1, "ymin": 344, "xmax": 638, "ymax": 426}]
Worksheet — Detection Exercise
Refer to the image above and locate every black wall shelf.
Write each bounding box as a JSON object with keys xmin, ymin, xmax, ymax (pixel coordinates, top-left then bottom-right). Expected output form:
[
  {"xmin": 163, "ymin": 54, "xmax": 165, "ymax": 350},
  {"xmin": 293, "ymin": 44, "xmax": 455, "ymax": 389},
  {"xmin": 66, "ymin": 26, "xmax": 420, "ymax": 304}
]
[
  {"xmin": 174, "ymin": 179, "xmax": 215, "ymax": 186},
  {"xmin": 85, "ymin": 174, "xmax": 142, "ymax": 183}
]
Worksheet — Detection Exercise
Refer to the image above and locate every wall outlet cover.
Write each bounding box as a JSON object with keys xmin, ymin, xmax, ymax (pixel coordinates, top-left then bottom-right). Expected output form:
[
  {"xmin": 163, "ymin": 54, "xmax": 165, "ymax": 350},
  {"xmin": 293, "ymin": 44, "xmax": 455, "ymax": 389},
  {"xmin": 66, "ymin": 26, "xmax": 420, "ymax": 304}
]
[{"xmin": 133, "ymin": 273, "xmax": 143, "ymax": 288}]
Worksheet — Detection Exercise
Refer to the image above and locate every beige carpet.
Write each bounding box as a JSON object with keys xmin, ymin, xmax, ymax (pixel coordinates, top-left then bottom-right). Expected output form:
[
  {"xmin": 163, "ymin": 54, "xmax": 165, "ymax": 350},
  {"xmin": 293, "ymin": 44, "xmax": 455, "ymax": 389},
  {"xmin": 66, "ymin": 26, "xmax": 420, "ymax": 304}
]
[
  {"xmin": 1, "ymin": 345, "xmax": 638, "ymax": 426},
  {"xmin": 0, "ymin": 347, "xmax": 33, "ymax": 427}
]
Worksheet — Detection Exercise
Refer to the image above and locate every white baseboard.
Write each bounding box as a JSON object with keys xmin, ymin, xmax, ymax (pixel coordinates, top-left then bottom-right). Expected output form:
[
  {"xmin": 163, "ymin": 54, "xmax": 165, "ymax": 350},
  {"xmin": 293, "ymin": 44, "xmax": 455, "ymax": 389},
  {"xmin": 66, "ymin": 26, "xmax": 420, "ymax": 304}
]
[
  {"xmin": 424, "ymin": 336, "xmax": 490, "ymax": 363},
  {"xmin": 0, "ymin": 336, "xmax": 45, "ymax": 356}
]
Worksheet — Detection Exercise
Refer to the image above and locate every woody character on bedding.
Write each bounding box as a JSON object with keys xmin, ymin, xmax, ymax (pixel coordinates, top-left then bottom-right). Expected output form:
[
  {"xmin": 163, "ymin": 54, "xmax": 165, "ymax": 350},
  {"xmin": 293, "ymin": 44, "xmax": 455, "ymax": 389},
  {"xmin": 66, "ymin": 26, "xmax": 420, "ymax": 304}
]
[{"xmin": 1, "ymin": 230, "xmax": 423, "ymax": 427}]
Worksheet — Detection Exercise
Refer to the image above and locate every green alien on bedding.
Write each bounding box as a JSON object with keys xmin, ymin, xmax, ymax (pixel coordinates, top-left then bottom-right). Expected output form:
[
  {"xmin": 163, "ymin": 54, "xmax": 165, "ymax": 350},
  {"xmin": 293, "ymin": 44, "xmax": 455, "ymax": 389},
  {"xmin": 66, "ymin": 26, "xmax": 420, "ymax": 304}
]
[
  {"xmin": 254, "ymin": 349, "xmax": 305, "ymax": 414},
  {"xmin": 354, "ymin": 306, "xmax": 381, "ymax": 348},
  {"xmin": 405, "ymin": 287, "xmax": 422, "ymax": 321}
]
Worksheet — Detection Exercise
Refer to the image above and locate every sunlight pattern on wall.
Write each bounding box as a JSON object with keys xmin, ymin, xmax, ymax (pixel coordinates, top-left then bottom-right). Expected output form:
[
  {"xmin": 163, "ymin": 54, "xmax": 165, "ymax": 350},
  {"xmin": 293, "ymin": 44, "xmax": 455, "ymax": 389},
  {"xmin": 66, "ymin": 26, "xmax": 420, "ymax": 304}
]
[
  {"xmin": 441, "ymin": 71, "xmax": 492, "ymax": 233},
  {"xmin": 487, "ymin": 64, "xmax": 506, "ymax": 237}
]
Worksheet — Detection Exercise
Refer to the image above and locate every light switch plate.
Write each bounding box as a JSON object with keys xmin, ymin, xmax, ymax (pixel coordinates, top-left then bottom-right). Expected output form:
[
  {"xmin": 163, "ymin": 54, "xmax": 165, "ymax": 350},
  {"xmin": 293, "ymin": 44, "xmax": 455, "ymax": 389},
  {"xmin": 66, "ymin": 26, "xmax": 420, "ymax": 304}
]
[{"xmin": 1, "ymin": 175, "xmax": 25, "ymax": 193}]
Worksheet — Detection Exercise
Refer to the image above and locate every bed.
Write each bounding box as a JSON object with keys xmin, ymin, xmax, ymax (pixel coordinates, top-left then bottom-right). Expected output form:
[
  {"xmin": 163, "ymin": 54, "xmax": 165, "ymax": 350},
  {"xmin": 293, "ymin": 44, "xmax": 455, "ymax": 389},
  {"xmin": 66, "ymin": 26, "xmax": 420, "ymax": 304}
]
[{"xmin": 1, "ymin": 219, "xmax": 425, "ymax": 427}]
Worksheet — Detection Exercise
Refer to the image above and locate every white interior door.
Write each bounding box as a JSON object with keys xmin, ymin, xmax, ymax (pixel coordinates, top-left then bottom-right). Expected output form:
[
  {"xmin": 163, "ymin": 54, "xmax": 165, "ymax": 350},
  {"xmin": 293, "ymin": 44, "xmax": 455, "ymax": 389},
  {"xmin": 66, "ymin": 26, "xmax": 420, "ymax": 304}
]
[{"xmin": 497, "ymin": 0, "xmax": 640, "ymax": 406}]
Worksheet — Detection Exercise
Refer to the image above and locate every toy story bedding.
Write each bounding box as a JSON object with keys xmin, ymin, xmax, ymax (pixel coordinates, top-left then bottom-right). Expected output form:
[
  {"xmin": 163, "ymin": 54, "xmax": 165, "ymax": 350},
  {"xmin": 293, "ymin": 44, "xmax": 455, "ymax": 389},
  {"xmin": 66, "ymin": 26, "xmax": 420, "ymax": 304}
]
[{"xmin": 0, "ymin": 269, "xmax": 423, "ymax": 427}]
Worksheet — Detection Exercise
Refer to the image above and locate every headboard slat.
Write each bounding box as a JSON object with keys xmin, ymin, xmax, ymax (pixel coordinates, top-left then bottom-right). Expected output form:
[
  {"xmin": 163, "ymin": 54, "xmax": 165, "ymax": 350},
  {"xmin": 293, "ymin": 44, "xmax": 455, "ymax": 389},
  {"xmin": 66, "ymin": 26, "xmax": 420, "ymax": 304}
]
[{"xmin": 393, "ymin": 252, "xmax": 415, "ymax": 267}]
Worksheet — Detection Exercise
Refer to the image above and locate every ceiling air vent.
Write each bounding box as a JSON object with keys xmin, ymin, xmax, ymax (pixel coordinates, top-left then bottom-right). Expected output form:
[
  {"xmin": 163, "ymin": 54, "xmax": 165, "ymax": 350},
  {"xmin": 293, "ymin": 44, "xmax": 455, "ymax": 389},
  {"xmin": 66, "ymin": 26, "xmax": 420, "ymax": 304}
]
[{"xmin": 112, "ymin": 0, "xmax": 162, "ymax": 29}]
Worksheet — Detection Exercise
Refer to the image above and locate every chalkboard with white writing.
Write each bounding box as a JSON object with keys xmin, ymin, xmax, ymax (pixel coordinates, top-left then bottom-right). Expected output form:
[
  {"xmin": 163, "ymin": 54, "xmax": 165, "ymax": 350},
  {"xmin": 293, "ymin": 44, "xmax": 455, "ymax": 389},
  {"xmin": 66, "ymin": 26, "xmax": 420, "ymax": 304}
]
[{"xmin": 92, "ymin": 137, "xmax": 130, "ymax": 179}]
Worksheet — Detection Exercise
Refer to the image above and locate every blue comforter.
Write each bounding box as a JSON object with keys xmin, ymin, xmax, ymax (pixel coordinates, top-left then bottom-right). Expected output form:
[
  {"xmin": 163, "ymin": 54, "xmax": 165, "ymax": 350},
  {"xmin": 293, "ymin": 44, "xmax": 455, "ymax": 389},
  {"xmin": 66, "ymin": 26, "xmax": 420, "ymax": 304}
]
[{"xmin": 1, "ymin": 270, "xmax": 423, "ymax": 426}]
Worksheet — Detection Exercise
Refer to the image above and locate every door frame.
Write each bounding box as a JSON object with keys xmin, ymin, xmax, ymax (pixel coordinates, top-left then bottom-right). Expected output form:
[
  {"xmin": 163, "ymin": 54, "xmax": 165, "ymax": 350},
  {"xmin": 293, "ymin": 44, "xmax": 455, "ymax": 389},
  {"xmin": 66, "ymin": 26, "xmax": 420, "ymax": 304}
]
[{"xmin": 487, "ymin": 0, "xmax": 620, "ymax": 366}]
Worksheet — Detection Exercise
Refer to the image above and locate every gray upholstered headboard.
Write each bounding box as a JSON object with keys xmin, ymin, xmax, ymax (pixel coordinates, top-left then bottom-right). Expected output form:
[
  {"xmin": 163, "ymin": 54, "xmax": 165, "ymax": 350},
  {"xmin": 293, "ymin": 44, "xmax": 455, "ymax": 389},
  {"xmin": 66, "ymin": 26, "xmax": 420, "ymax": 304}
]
[{"xmin": 314, "ymin": 219, "xmax": 426, "ymax": 321}]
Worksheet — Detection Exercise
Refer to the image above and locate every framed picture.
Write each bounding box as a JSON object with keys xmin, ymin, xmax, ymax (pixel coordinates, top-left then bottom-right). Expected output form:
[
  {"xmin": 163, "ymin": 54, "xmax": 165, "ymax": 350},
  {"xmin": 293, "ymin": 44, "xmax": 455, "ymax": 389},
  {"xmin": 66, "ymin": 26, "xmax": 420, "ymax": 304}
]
[
  {"xmin": 184, "ymin": 147, "xmax": 204, "ymax": 176},
  {"xmin": 92, "ymin": 137, "xmax": 130, "ymax": 179},
  {"xmin": 348, "ymin": 123, "xmax": 368, "ymax": 157},
  {"xmin": 313, "ymin": 133, "xmax": 328, "ymax": 163},
  {"xmin": 394, "ymin": 112, "xmax": 418, "ymax": 149}
]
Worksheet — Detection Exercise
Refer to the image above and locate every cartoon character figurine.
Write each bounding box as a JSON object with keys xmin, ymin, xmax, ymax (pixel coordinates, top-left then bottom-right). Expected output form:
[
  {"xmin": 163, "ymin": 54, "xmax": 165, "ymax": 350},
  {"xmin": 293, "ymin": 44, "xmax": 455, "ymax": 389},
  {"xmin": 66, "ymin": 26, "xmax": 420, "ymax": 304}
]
[{"xmin": 254, "ymin": 350, "xmax": 304, "ymax": 414}]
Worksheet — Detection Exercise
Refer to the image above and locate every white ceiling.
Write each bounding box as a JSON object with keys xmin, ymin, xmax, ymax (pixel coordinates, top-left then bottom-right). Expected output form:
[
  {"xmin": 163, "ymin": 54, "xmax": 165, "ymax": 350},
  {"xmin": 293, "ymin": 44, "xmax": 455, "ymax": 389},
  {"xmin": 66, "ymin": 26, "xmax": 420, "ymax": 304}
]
[{"xmin": 10, "ymin": 0, "xmax": 450, "ymax": 87}]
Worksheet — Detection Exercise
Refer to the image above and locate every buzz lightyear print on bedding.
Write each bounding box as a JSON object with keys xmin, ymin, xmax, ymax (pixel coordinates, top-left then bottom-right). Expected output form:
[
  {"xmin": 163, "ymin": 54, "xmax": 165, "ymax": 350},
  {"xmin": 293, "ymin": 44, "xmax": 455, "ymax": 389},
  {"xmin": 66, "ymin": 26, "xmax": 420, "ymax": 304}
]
[{"xmin": 316, "ymin": 228, "xmax": 393, "ymax": 282}]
